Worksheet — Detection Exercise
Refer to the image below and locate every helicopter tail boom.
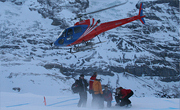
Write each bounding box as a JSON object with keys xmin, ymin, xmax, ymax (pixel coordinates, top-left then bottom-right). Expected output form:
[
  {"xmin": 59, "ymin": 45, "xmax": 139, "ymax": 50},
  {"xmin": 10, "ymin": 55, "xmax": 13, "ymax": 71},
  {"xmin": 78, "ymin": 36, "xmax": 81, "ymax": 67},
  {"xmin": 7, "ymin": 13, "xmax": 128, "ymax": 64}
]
[{"xmin": 90, "ymin": 3, "xmax": 145, "ymax": 35}]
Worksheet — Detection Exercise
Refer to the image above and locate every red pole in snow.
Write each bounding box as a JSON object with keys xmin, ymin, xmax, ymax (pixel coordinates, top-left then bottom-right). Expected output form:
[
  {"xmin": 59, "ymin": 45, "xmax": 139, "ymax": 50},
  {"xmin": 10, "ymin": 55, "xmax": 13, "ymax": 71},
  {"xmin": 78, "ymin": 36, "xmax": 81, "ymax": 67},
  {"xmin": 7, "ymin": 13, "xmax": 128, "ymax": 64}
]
[{"xmin": 44, "ymin": 96, "xmax": 46, "ymax": 106}]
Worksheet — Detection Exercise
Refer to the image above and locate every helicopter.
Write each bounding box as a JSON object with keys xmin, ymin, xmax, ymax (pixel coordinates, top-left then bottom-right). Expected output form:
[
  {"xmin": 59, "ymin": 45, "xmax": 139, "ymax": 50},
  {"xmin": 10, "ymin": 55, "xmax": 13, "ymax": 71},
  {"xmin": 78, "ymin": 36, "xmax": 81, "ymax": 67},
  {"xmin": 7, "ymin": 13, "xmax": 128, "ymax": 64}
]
[{"xmin": 53, "ymin": 1, "xmax": 145, "ymax": 52}]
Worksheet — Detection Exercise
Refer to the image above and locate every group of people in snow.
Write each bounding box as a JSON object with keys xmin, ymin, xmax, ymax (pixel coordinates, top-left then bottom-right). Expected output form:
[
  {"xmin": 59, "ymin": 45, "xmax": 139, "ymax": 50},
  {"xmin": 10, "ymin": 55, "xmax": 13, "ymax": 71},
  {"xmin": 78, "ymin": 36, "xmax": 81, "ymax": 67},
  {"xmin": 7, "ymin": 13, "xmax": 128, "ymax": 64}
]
[{"xmin": 75, "ymin": 72, "xmax": 133, "ymax": 109}]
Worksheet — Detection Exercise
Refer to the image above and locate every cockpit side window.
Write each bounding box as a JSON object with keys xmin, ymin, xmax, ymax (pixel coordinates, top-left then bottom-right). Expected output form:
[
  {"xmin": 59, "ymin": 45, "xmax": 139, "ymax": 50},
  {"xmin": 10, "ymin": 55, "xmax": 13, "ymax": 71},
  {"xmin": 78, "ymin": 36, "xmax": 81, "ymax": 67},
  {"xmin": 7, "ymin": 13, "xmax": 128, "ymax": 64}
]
[
  {"xmin": 66, "ymin": 28, "xmax": 73, "ymax": 41},
  {"xmin": 67, "ymin": 28, "xmax": 73, "ymax": 36},
  {"xmin": 74, "ymin": 27, "xmax": 82, "ymax": 34}
]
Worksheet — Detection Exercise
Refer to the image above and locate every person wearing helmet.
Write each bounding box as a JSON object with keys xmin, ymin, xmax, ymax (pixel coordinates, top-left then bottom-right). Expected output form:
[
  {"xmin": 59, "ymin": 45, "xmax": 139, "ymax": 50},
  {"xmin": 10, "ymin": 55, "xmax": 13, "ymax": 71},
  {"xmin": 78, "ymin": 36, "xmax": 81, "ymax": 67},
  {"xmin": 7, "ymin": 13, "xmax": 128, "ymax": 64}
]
[{"xmin": 92, "ymin": 76, "xmax": 104, "ymax": 109}]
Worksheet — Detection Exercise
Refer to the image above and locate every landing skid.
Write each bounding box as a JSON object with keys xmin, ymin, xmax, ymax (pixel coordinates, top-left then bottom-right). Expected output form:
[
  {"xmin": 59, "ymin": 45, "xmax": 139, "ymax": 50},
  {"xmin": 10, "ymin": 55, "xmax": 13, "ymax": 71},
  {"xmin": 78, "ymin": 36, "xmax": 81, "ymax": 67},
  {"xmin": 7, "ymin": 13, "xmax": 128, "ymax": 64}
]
[{"xmin": 68, "ymin": 41, "xmax": 106, "ymax": 53}]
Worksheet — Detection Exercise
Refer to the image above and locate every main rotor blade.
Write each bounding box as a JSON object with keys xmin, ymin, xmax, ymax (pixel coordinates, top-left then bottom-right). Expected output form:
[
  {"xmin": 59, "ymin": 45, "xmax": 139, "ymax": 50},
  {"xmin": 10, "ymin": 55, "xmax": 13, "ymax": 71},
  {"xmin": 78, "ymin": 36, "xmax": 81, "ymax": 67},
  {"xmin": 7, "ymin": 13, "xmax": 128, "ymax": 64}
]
[
  {"xmin": 84, "ymin": 0, "xmax": 128, "ymax": 15},
  {"xmin": 74, "ymin": 0, "xmax": 128, "ymax": 20}
]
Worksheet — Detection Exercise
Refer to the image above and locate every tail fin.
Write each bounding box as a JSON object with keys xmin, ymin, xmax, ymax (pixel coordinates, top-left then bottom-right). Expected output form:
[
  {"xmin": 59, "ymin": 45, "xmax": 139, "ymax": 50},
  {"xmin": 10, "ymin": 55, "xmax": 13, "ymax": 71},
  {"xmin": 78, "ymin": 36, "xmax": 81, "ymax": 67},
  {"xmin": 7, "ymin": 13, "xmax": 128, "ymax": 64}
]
[{"xmin": 139, "ymin": 3, "xmax": 145, "ymax": 24}]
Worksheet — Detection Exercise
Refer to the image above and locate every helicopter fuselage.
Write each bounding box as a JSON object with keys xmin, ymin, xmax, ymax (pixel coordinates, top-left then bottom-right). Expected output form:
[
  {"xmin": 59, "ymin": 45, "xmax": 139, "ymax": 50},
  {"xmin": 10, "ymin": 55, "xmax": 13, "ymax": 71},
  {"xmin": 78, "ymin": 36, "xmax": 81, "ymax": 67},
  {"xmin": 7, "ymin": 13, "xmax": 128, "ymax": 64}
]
[{"xmin": 54, "ymin": 3, "xmax": 145, "ymax": 47}]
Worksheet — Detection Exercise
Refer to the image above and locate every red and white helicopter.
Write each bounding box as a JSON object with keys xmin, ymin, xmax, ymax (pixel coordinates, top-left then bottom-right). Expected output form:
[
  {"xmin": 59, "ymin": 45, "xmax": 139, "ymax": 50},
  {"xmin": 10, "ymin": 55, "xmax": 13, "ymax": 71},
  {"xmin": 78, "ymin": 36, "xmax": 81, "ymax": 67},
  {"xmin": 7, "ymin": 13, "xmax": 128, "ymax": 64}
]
[{"xmin": 53, "ymin": 1, "xmax": 145, "ymax": 52}]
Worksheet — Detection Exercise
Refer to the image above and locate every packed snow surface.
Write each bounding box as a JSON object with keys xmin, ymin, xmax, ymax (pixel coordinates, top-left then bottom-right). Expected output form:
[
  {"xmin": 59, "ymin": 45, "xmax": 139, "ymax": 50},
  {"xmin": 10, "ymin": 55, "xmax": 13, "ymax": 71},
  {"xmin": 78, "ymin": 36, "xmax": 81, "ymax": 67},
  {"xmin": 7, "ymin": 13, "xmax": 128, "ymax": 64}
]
[{"xmin": 1, "ymin": 92, "xmax": 179, "ymax": 110}]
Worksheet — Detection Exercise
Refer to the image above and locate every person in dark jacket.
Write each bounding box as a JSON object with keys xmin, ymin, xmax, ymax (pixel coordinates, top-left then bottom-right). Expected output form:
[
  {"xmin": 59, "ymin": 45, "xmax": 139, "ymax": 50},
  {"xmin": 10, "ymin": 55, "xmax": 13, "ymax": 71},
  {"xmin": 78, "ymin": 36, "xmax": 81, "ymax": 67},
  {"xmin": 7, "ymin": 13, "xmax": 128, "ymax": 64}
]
[
  {"xmin": 103, "ymin": 85, "xmax": 113, "ymax": 108},
  {"xmin": 119, "ymin": 87, "xmax": 133, "ymax": 107},
  {"xmin": 77, "ymin": 74, "xmax": 89, "ymax": 107}
]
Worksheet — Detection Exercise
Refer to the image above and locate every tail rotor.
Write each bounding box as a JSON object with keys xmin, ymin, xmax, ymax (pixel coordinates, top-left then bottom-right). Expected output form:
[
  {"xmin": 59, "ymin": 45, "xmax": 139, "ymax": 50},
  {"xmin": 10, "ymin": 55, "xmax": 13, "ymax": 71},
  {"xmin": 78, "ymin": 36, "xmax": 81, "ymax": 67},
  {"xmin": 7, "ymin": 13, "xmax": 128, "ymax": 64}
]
[{"xmin": 138, "ymin": 3, "xmax": 146, "ymax": 24}]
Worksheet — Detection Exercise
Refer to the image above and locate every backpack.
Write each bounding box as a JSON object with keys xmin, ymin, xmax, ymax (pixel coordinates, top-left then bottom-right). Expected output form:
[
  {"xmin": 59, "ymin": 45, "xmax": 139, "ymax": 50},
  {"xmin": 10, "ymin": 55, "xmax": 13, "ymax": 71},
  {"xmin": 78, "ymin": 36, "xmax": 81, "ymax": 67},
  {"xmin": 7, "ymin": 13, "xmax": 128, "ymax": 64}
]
[{"xmin": 71, "ymin": 80, "xmax": 80, "ymax": 93}]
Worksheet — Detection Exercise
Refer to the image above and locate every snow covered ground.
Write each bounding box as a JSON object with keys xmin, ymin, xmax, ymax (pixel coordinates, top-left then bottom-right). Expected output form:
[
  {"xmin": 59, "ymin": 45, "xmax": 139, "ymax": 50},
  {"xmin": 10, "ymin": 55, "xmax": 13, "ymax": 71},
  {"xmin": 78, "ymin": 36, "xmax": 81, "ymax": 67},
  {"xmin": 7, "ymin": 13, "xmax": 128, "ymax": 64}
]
[
  {"xmin": 1, "ymin": 92, "xmax": 179, "ymax": 110},
  {"xmin": 0, "ymin": 71, "xmax": 180, "ymax": 110}
]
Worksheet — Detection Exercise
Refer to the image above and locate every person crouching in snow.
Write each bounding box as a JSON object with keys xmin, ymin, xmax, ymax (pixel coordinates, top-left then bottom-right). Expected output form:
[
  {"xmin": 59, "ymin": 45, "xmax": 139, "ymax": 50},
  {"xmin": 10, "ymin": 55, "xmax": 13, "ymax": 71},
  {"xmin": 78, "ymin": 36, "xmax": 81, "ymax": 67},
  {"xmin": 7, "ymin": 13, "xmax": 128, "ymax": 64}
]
[
  {"xmin": 92, "ymin": 76, "xmax": 104, "ymax": 109},
  {"xmin": 119, "ymin": 87, "xmax": 133, "ymax": 107},
  {"xmin": 103, "ymin": 85, "xmax": 113, "ymax": 108}
]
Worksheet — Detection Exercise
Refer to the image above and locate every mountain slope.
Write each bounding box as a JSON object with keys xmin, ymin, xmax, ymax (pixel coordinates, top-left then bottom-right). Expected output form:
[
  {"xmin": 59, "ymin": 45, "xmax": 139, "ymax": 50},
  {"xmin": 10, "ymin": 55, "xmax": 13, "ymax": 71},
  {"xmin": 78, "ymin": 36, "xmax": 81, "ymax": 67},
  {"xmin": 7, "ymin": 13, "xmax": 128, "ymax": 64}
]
[{"xmin": 0, "ymin": 0, "xmax": 179, "ymax": 97}]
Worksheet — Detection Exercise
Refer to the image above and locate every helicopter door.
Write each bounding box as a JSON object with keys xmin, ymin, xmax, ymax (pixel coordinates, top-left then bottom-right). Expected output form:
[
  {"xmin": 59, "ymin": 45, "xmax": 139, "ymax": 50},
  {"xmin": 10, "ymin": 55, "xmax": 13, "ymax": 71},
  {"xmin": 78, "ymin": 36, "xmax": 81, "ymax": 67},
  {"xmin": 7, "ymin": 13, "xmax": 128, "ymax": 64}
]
[{"xmin": 66, "ymin": 28, "xmax": 73, "ymax": 41}]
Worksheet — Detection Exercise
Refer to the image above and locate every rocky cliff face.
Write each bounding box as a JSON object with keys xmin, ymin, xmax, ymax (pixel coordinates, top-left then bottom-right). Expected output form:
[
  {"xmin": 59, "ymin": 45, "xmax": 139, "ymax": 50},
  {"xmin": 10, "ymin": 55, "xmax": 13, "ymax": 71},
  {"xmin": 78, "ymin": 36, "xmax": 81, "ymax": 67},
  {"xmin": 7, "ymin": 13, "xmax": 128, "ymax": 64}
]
[{"xmin": 0, "ymin": 0, "xmax": 179, "ymax": 82}]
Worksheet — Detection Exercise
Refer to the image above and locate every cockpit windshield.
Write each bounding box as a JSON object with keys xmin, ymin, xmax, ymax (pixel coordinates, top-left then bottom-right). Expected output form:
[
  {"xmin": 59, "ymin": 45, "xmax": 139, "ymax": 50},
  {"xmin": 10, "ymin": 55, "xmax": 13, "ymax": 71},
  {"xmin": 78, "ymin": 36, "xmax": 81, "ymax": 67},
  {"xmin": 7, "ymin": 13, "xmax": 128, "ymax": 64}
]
[{"xmin": 57, "ymin": 29, "xmax": 66, "ymax": 39}]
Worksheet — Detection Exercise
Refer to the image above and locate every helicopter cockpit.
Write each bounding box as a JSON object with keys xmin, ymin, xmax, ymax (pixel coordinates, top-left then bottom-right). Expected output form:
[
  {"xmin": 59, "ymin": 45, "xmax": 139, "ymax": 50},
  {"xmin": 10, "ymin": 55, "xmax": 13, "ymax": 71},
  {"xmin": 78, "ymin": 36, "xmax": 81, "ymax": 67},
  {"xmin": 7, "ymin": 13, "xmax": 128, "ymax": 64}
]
[
  {"xmin": 57, "ymin": 29, "xmax": 66, "ymax": 44},
  {"xmin": 54, "ymin": 25, "xmax": 88, "ymax": 47}
]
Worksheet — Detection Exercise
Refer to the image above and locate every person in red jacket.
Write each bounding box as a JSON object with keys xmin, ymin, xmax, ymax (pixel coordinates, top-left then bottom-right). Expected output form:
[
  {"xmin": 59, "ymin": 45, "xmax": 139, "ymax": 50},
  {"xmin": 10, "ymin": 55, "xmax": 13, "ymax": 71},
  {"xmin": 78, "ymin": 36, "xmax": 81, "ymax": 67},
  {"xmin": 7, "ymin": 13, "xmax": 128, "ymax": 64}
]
[
  {"xmin": 119, "ymin": 87, "xmax": 133, "ymax": 107},
  {"xmin": 89, "ymin": 72, "xmax": 97, "ymax": 106},
  {"xmin": 89, "ymin": 72, "xmax": 97, "ymax": 93}
]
